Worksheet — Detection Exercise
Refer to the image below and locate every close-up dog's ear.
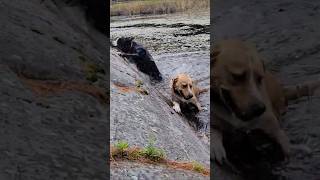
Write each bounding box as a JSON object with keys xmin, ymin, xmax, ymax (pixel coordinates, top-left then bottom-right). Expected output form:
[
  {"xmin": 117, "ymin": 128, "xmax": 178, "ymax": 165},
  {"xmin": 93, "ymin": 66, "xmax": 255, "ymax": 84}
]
[
  {"xmin": 262, "ymin": 60, "xmax": 266, "ymax": 72},
  {"xmin": 211, "ymin": 45, "xmax": 221, "ymax": 66},
  {"xmin": 211, "ymin": 46, "xmax": 220, "ymax": 58},
  {"xmin": 259, "ymin": 57, "xmax": 267, "ymax": 72},
  {"xmin": 172, "ymin": 77, "xmax": 179, "ymax": 89}
]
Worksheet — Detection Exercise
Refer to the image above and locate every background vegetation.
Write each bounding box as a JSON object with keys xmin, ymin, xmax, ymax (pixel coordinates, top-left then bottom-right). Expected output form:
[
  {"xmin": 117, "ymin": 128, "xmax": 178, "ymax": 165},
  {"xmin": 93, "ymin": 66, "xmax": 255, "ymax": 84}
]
[{"xmin": 110, "ymin": 0, "xmax": 209, "ymax": 16}]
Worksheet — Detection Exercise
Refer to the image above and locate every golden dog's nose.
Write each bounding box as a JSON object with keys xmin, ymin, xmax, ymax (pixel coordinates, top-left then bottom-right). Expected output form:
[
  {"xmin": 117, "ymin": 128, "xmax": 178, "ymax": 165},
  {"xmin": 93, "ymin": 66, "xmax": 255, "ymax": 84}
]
[
  {"xmin": 250, "ymin": 103, "xmax": 266, "ymax": 117},
  {"xmin": 186, "ymin": 94, "xmax": 194, "ymax": 100}
]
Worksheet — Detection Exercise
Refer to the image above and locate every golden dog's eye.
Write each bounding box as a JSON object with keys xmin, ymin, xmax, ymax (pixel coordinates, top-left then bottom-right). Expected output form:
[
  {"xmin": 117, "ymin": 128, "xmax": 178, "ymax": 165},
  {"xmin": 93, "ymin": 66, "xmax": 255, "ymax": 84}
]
[
  {"xmin": 182, "ymin": 84, "xmax": 187, "ymax": 88},
  {"xmin": 256, "ymin": 75, "xmax": 263, "ymax": 85},
  {"xmin": 232, "ymin": 73, "xmax": 246, "ymax": 82},
  {"xmin": 190, "ymin": 85, "xmax": 193, "ymax": 88}
]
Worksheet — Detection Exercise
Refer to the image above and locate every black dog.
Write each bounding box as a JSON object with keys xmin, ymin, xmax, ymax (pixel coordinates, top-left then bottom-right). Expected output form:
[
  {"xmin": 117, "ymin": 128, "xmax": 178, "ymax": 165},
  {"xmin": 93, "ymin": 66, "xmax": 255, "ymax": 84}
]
[{"xmin": 113, "ymin": 37, "xmax": 163, "ymax": 82}]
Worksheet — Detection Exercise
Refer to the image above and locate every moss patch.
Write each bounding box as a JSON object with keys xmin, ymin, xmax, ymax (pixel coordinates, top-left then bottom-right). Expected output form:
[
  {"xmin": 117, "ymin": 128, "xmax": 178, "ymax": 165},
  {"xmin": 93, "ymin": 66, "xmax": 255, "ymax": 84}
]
[{"xmin": 78, "ymin": 54, "xmax": 106, "ymax": 83}]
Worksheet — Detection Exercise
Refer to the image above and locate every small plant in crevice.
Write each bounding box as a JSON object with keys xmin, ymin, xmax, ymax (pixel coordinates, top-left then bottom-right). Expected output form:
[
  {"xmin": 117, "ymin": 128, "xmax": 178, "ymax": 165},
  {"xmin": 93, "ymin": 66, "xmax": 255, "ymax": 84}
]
[
  {"xmin": 126, "ymin": 146, "xmax": 143, "ymax": 160},
  {"xmin": 141, "ymin": 137, "xmax": 166, "ymax": 162},
  {"xmin": 80, "ymin": 56, "xmax": 106, "ymax": 83},
  {"xmin": 191, "ymin": 161, "xmax": 206, "ymax": 174},
  {"xmin": 111, "ymin": 140, "xmax": 129, "ymax": 158},
  {"xmin": 115, "ymin": 140, "xmax": 129, "ymax": 153},
  {"xmin": 135, "ymin": 80, "xmax": 149, "ymax": 95},
  {"xmin": 135, "ymin": 80, "xmax": 144, "ymax": 88}
]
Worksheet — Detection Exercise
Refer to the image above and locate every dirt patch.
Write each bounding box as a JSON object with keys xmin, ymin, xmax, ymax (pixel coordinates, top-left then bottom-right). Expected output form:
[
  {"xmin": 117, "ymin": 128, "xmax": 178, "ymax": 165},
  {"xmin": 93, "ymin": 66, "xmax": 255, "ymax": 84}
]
[
  {"xmin": 20, "ymin": 77, "xmax": 108, "ymax": 104},
  {"xmin": 112, "ymin": 81, "xmax": 149, "ymax": 95},
  {"xmin": 110, "ymin": 145, "xmax": 210, "ymax": 176}
]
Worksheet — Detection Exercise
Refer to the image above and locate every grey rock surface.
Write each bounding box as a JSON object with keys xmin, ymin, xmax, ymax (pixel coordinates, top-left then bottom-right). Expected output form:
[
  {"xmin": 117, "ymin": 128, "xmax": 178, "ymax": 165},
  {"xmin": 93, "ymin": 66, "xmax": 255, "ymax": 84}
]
[
  {"xmin": 110, "ymin": 13, "xmax": 210, "ymax": 179},
  {"xmin": 0, "ymin": 0, "xmax": 108, "ymax": 179},
  {"xmin": 110, "ymin": 48, "xmax": 209, "ymax": 164},
  {"xmin": 111, "ymin": 161, "xmax": 209, "ymax": 180}
]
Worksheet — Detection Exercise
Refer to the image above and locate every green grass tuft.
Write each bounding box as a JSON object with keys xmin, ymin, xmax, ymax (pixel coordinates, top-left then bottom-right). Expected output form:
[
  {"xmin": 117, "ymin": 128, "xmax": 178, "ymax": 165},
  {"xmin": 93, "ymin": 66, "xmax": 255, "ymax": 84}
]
[
  {"xmin": 141, "ymin": 137, "xmax": 166, "ymax": 161},
  {"xmin": 84, "ymin": 62, "xmax": 105, "ymax": 82},
  {"xmin": 191, "ymin": 161, "xmax": 205, "ymax": 173},
  {"xmin": 115, "ymin": 140, "xmax": 129, "ymax": 152}
]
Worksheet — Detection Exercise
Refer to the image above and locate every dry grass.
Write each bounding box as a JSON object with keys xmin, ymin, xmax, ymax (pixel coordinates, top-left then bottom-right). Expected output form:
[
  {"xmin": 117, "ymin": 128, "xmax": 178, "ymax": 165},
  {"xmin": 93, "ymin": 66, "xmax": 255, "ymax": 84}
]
[
  {"xmin": 110, "ymin": 140, "xmax": 210, "ymax": 176},
  {"xmin": 111, "ymin": 0, "xmax": 209, "ymax": 16}
]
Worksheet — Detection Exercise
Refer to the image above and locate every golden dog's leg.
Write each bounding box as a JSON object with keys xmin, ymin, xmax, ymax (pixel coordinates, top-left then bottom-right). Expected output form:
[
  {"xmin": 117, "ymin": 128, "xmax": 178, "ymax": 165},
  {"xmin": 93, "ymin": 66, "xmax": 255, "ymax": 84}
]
[
  {"xmin": 211, "ymin": 128, "xmax": 227, "ymax": 164},
  {"xmin": 191, "ymin": 97, "xmax": 202, "ymax": 111},
  {"xmin": 258, "ymin": 113, "xmax": 290, "ymax": 159},
  {"xmin": 194, "ymin": 87, "xmax": 208, "ymax": 96},
  {"xmin": 284, "ymin": 80, "xmax": 320, "ymax": 101},
  {"xmin": 172, "ymin": 101, "xmax": 181, "ymax": 114},
  {"xmin": 199, "ymin": 88, "xmax": 209, "ymax": 94}
]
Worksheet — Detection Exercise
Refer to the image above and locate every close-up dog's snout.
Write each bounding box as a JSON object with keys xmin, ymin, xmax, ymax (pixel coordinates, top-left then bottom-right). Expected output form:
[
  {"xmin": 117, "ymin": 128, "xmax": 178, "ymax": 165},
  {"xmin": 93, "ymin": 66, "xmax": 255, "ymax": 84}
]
[
  {"xmin": 240, "ymin": 102, "xmax": 266, "ymax": 121},
  {"xmin": 250, "ymin": 102, "xmax": 266, "ymax": 117},
  {"xmin": 185, "ymin": 94, "xmax": 194, "ymax": 100}
]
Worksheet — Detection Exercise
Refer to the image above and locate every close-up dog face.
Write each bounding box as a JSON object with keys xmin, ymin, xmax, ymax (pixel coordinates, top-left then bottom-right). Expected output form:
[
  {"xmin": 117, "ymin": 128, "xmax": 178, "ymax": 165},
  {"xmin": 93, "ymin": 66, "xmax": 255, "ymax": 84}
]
[
  {"xmin": 115, "ymin": 37, "xmax": 134, "ymax": 52},
  {"xmin": 212, "ymin": 40, "xmax": 267, "ymax": 121},
  {"xmin": 173, "ymin": 74, "xmax": 194, "ymax": 100}
]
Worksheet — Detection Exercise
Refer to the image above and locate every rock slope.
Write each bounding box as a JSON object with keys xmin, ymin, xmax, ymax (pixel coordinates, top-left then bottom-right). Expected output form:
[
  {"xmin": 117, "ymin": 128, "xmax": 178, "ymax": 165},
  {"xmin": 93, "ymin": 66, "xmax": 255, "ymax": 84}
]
[
  {"xmin": 0, "ymin": 0, "xmax": 108, "ymax": 179},
  {"xmin": 110, "ymin": 49, "xmax": 210, "ymax": 179}
]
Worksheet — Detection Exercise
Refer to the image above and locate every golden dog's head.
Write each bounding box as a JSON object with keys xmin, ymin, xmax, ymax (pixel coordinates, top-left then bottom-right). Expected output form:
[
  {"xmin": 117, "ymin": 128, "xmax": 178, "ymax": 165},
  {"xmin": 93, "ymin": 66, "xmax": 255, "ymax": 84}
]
[
  {"xmin": 172, "ymin": 74, "xmax": 194, "ymax": 100},
  {"xmin": 212, "ymin": 39, "xmax": 266, "ymax": 121}
]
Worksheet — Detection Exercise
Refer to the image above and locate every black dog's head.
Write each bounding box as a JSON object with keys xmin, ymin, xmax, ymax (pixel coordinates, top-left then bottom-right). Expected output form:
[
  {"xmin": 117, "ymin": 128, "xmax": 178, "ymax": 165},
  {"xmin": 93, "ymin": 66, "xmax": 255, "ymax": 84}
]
[{"xmin": 113, "ymin": 37, "xmax": 134, "ymax": 53}]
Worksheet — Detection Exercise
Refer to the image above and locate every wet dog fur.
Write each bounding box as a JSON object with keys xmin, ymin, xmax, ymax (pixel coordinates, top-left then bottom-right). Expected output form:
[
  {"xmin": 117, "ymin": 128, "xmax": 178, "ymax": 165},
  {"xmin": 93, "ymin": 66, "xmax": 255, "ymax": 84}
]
[{"xmin": 211, "ymin": 39, "xmax": 320, "ymax": 164}]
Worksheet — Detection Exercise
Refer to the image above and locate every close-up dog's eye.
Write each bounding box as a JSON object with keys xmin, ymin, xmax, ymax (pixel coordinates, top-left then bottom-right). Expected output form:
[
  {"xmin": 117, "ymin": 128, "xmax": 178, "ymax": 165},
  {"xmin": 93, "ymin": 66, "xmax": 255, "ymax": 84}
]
[
  {"xmin": 232, "ymin": 73, "xmax": 246, "ymax": 82},
  {"xmin": 256, "ymin": 75, "xmax": 263, "ymax": 85},
  {"xmin": 182, "ymin": 84, "xmax": 187, "ymax": 88}
]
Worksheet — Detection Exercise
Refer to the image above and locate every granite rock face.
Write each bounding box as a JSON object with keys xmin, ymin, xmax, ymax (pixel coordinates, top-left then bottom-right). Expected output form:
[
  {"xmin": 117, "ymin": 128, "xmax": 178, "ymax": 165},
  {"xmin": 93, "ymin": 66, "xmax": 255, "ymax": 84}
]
[
  {"xmin": 0, "ymin": 0, "xmax": 108, "ymax": 179},
  {"xmin": 111, "ymin": 161, "xmax": 209, "ymax": 180}
]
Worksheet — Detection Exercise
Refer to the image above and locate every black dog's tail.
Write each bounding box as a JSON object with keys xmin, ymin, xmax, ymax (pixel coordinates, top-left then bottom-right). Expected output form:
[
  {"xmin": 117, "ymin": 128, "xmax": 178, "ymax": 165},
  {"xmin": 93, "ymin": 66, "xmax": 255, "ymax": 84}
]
[{"xmin": 284, "ymin": 80, "xmax": 320, "ymax": 101}]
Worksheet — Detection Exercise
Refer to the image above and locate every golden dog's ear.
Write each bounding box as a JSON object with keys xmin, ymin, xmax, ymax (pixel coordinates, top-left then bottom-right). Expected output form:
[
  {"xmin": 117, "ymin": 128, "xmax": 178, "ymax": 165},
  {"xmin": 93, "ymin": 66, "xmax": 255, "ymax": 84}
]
[
  {"xmin": 173, "ymin": 77, "xmax": 178, "ymax": 87},
  {"xmin": 170, "ymin": 77, "xmax": 179, "ymax": 89},
  {"xmin": 259, "ymin": 58, "xmax": 267, "ymax": 72},
  {"xmin": 262, "ymin": 61, "xmax": 266, "ymax": 72},
  {"xmin": 211, "ymin": 44, "xmax": 221, "ymax": 67}
]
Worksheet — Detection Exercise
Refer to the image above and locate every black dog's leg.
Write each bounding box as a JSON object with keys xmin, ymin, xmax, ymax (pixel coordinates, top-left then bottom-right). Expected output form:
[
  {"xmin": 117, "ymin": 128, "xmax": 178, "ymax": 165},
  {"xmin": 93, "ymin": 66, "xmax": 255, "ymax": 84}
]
[
  {"xmin": 135, "ymin": 60, "xmax": 162, "ymax": 81},
  {"xmin": 118, "ymin": 53, "xmax": 140, "ymax": 58},
  {"xmin": 118, "ymin": 53, "xmax": 141, "ymax": 63}
]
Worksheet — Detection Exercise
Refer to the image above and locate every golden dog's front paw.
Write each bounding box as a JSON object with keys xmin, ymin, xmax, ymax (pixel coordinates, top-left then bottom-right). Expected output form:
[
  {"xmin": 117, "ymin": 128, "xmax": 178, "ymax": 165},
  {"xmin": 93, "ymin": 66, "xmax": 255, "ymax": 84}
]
[
  {"xmin": 173, "ymin": 102, "xmax": 181, "ymax": 114},
  {"xmin": 212, "ymin": 141, "xmax": 227, "ymax": 165},
  {"xmin": 212, "ymin": 129, "xmax": 227, "ymax": 164}
]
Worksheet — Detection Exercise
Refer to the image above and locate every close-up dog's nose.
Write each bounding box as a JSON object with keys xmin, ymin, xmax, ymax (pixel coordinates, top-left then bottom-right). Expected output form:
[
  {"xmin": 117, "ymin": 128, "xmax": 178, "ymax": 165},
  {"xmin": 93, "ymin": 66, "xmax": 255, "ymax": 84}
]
[
  {"xmin": 186, "ymin": 94, "xmax": 193, "ymax": 100},
  {"xmin": 251, "ymin": 103, "xmax": 266, "ymax": 117}
]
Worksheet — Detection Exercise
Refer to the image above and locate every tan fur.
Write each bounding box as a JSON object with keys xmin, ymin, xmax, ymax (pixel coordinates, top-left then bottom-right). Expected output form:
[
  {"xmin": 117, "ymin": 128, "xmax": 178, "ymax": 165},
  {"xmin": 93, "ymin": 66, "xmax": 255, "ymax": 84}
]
[
  {"xmin": 170, "ymin": 73, "xmax": 207, "ymax": 114},
  {"xmin": 211, "ymin": 39, "xmax": 320, "ymax": 164}
]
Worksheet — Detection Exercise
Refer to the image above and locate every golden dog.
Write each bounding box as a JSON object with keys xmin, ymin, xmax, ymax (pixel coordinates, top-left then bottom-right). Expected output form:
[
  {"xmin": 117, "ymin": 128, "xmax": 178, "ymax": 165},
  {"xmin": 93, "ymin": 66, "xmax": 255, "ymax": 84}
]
[
  {"xmin": 211, "ymin": 39, "xmax": 320, "ymax": 164},
  {"xmin": 170, "ymin": 74, "xmax": 207, "ymax": 114}
]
